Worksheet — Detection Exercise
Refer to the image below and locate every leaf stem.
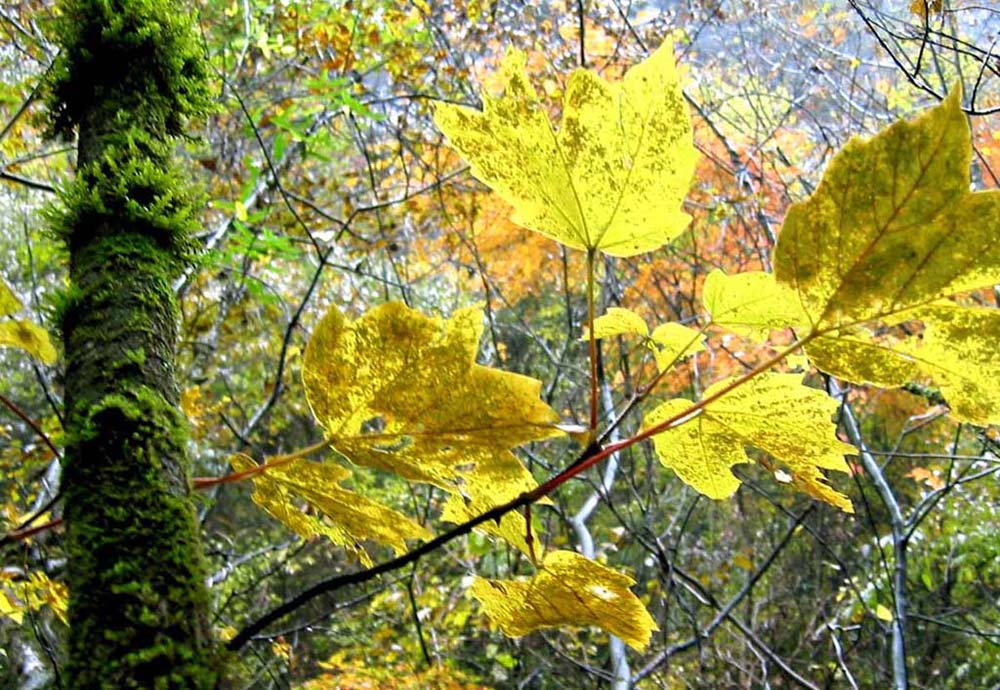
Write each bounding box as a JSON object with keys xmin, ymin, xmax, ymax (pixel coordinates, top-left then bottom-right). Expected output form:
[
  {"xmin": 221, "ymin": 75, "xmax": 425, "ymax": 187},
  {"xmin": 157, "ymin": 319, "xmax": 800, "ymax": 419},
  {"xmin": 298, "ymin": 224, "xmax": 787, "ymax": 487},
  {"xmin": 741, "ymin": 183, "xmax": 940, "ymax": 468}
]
[
  {"xmin": 191, "ymin": 438, "xmax": 332, "ymax": 488},
  {"xmin": 586, "ymin": 248, "xmax": 599, "ymax": 437},
  {"xmin": 0, "ymin": 391, "xmax": 61, "ymax": 461}
]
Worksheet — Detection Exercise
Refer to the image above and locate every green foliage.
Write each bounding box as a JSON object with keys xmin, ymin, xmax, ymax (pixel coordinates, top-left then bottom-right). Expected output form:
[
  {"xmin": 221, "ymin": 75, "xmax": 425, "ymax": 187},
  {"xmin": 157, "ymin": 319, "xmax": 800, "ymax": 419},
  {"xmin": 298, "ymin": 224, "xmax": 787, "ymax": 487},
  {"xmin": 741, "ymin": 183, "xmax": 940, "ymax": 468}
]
[
  {"xmin": 46, "ymin": 129, "xmax": 203, "ymax": 260},
  {"xmin": 45, "ymin": 0, "xmax": 211, "ymax": 139}
]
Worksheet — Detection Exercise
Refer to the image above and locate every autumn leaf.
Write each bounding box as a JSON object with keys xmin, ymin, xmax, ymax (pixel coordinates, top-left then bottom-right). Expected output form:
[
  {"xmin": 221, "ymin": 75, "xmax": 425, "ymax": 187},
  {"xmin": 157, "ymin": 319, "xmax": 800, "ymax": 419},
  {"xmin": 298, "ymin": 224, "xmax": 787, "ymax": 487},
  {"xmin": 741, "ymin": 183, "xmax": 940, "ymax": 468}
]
[
  {"xmin": 434, "ymin": 42, "xmax": 696, "ymax": 257},
  {"xmin": 649, "ymin": 322, "xmax": 705, "ymax": 371},
  {"xmin": 909, "ymin": 0, "xmax": 943, "ymax": 19},
  {"xmin": 703, "ymin": 269, "xmax": 808, "ymax": 341},
  {"xmin": 774, "ymin": 90, "xmax": 1000, "ymax": 327},
  {"xmin": 0, "ymin": 279, "xmax": 19, "ymax": 315},
  {"xmin": 440, "ymin": 449, "xmax": 545, "ymax": 557},
  {"xmin": 584, "ymin": 306, "xmax": 704, "ymax": 371},
  {"xmin": 586, "ymin": 307, "xmax": 648, "ymax": 339},
  {"xmin": 0, "ymin": 277, "xmax": 56, "ymax": 364},
  {"xmin": 230, "ymin": 453, "xmax": 430, "ymax": 567},
  {"xmin": 0, "ymin": 571, "xmax": 68, "ymax": 627},
  {"xmin": 906, "ymin": 466, "xmax": 945, "ymax": 490},
  {"xmin": 807, "ymin": 305, "xmax": 1000, "ymax": 425},
  {"xmin": 644, "ymin": 373, "xmax": 855, "ymax": 512},
  {"xmin": 301, "ymin": 302, "xmax": 561, "ymax": 548},
  {"xmin": 707, "ymin": 93, "xmax": 1000, "ymax": 425},
  {"xmin": 469, "ymin": 550, "xmax": 657, "ymax": 650}
]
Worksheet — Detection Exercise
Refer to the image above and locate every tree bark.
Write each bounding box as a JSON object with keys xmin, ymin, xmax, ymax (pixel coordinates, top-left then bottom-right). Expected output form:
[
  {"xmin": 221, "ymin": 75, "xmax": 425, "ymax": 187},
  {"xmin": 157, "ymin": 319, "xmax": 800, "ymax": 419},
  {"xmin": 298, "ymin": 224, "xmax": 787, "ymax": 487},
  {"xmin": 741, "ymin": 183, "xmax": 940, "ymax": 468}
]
[{"xmin": 48, "ymin": 0, "xmax": 224, "ymax": 685}]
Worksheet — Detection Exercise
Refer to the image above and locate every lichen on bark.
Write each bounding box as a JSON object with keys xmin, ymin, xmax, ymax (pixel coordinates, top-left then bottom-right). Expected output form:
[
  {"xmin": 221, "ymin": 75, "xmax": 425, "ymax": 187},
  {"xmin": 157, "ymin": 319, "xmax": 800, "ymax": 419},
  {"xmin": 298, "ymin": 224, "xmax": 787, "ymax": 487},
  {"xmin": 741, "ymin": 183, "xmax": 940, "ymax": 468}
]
[{"xmin": 48, "ymin": 0, "xmax": 225, "ymax": 685}]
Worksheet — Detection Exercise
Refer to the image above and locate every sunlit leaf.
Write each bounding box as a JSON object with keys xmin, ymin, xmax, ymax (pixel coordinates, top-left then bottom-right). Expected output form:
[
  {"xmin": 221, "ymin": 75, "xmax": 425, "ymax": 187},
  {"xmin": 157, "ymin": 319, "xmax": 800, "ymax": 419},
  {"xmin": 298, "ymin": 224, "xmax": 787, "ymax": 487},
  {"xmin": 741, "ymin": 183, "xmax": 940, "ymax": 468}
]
[
  {"xmin": 440, "ymin": 449, "xmax": 546, "ymax": 557},
  {"xmin": 585, "ymin": 307, "xmax": 648, "ymax": 339},
  {"xmin": 0, "ymin": 279, "xmax": 21, "ymax": 316},
  {"xmin": 644, "ymin": 373, "xmax": 855, "ymax": 511},
  {"xmin": 0, "ymin": 321, "xmax": 57, "ymax": 364},
  {"xmin": 649, "ymin": 322, "xmax": 705, "ymax": 370},
  {"xmin": 808, "ymin": 305, "xmax": 1000, "ymax": 425},
  {"xmin": 703, "ymin": 269, "xmax": 809, "ymax": 340},
  {"xmin": 469, "ymin": 550, "xmax": 657, "ymax": 650},
  {"xmin": 230, "ymin": 454, "xmax": 430, "ymax": 567},
  {"xmin": 302, "ymin": 302, "xmax": 560, "ymax": 550},
  {"xmin": 774, "ymin": 90, "xmax": 1000, "ymax": 327},
  {"xmin": 434, "ymin": 42, "xmax": 696, "ymax": 257},
  {"xmin": 582, "ymin": 307, "xmax": 703, "ymax": 371},
  {"xmin": 0, "ymin": 278, "xmax": 56, "ymax": 363},
  {"xmin": 711, "ymin": 93, "xmax": 1000, "ymax": 426},
  {"xmin": 0, "ymin": 571, "xmax": 67, "ymax": 627}
]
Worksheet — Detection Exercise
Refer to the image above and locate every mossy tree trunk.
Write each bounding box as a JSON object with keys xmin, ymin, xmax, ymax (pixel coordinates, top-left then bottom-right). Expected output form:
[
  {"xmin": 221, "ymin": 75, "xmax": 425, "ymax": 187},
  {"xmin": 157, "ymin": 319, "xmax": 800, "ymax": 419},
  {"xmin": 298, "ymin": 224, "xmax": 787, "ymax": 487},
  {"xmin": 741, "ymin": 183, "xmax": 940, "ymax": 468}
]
[{"xmin": 48, "ymin": 0, "xmax": 224, "ymax": 685}]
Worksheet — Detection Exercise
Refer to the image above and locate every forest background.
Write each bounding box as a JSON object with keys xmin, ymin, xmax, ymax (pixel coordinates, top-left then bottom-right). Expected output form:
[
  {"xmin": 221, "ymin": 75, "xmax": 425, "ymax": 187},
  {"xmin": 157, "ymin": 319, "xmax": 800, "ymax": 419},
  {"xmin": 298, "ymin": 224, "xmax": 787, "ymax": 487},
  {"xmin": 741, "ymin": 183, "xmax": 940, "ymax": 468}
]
[{"xmin": 1, "ymin": 0, "xmax": 999, "ymax": 688}]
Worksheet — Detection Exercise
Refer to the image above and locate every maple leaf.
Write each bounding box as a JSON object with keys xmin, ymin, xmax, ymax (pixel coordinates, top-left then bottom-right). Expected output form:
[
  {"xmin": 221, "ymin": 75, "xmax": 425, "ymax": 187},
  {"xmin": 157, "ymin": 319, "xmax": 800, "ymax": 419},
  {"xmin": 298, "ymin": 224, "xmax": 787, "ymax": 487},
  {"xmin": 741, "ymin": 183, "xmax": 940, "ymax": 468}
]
[
  {"xmin": 0, "ymin": 278, "xmax": 56, "ymax": 364},
  {"xmin": 644, "ymin": 373, "xmax": 855, "ymax": 512},
  {"xmin": 648, "ymin": 322, "xmax": 706, "ymax": 371},
  {"xmin": 440, "ymin": 449, "xmax": 543, "ymax": 557},
  {"xmin": 434, "ymin": 43, "xmax": 696, "ymax": 257},
  {"xmin": 703, "ymin": 269, "xmax": 808, "ymax": 340},
  {"xmin": 230, "ymin": 454, "xmax": 430, "ymax": 567},
  {"xmin": 707, "ymin": 92, "xmax": 1000, "ymax": 425},
  {"xmin": 584, "ymin": 306, "xmax": 704, "ymax": 371},
  {"xmin": 775, "ymin": 90, "xmax": 1000, "ymax": 326},
  {"xmin": 301, "ymin": 302, "xmax": 561, "ymax": 548},
  {"xmin": 587, "ymin": 306, "xmax": 648, "ymax": 339},
  {"xmin": 469, "ymin": 550, "xmax": 657, "ymax": 650}
]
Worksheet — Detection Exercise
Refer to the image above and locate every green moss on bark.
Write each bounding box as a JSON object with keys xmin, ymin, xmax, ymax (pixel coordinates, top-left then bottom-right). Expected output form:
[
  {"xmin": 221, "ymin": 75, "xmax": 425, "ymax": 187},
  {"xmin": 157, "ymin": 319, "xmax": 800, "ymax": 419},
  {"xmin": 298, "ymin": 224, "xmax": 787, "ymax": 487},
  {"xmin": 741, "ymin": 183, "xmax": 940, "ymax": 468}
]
[{"xmin": 50, "ymin": 0, "xmax": 225, "ymax": 686}]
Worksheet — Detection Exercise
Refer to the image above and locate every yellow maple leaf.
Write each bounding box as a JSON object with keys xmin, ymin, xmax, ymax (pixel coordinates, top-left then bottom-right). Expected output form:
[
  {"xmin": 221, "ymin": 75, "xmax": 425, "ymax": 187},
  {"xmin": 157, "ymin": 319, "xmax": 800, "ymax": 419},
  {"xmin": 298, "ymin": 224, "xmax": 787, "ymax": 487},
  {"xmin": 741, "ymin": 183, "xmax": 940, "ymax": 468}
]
[
  {"xmin": 583, "ymin": 306, "xmax": 704, "ymax": 371},
  {"xmin": 0, "ymin": 277, "xmax": 56, "ymax": 364},
  {"xmin": 807, "ymin": 305, "xmax": 1000, "ymax": 425},
  {"xmin": 230, "ymin": 453, "xmax": 430, "ymax": 567},
  {"xmin": 648, "ymin": 322, "xmax": 705, "ymax": 371},
  {"xmin": 434, "ymin": 43, "xmax": 696, "ymax": 257},
  {"xmin": 703, "ymin": 269, "xmax": 809, "ymax": 341},
  {"xmin": 644, "ymin": 373, "xmax": 855, "ymax": 512},
  {"xmin": 775, "ymin": 90, "xmax": 1000, "ymax": 328},
  {"xmin": 584, "ymin": 306, "xmax": 649, "ymax": 339},
  {"xmin": 440, "ymin": 449, "xmax": 545, "ymax": 557},
  {"xmin": 469, "ymin": 550, "xmax": 657, "ymax": 650},
  {"xmin": 301, "ymin": 302, "xmax": 561, "ymax": 550}
]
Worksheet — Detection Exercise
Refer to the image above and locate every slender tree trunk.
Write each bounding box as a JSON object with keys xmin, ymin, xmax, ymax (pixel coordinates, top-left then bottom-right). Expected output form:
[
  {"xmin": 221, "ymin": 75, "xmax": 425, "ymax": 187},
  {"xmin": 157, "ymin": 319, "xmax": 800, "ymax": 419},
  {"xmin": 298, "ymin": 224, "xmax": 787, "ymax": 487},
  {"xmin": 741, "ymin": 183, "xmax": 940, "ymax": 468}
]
[{"xmin": 48, "ymin": 0, "xmax": 224, "ymax": 685}]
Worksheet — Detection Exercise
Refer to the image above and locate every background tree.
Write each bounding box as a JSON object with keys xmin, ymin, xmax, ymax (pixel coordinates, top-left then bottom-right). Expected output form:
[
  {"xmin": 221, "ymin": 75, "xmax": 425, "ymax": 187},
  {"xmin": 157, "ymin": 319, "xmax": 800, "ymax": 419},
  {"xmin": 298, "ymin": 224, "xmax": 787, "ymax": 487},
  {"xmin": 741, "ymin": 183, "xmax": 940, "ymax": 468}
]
[{"xmin": 1, "ymin": 1, "xmax": 999, "ymax": 689}]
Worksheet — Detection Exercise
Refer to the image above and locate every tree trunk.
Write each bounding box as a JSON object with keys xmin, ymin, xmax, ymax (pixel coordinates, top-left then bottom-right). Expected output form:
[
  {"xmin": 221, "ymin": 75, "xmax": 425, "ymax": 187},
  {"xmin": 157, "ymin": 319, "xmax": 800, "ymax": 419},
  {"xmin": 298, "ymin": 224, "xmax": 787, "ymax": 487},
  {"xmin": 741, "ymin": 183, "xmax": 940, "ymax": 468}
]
[{"xmin": 48, "ymin": 0, "xmax": 224, "ymax": 685}]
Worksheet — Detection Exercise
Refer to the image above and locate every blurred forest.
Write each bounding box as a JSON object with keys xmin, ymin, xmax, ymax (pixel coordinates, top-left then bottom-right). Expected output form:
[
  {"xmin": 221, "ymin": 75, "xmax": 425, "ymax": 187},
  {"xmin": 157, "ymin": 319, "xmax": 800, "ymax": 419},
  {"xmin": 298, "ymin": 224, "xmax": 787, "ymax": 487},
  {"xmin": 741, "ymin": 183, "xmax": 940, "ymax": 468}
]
[{"xmin": 2, "ymin": 0, "xmax": 1000, "ymax": 687}]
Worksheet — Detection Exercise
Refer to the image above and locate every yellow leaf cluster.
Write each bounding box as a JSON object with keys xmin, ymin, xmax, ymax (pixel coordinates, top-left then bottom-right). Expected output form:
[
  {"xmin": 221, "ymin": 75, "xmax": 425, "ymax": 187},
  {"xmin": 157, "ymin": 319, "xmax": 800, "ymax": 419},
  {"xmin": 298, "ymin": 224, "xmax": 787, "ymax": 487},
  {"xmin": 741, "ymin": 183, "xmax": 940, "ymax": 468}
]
[
  {"xmin": 296, "ymin": 302, "xmax": 561, "ymax": 557},
  {"xmin": 706, "ymin": 91, "xmax": 1000, "ymax": 426},
  {"xmin": 0, "ymin": 570, "xmax": 68, "ymax": 627},
  {"xmin": 584, "ymin": 306, "xmax": 704, "ymax": 371}
]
